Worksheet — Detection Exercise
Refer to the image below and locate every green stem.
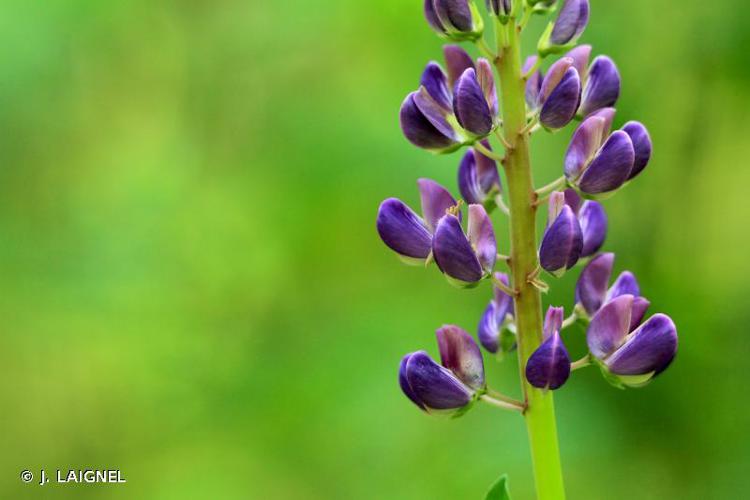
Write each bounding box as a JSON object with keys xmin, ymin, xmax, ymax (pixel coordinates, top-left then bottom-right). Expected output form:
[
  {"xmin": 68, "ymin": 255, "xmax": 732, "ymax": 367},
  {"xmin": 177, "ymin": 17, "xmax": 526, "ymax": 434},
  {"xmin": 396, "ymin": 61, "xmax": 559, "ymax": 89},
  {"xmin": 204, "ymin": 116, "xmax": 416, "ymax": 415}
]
[{"xmin": 494, "ymin": 19, "xmax": 566, "ymax": 500}]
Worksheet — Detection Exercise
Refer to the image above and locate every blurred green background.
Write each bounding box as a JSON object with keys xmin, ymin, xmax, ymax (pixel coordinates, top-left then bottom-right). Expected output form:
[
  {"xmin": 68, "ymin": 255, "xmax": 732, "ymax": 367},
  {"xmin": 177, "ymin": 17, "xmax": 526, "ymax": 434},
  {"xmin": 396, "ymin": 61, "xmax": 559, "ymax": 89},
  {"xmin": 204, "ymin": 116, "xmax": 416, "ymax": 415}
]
[{"xmin": 0, "ymin": 0, "xmax": 748, "ymax": 498}]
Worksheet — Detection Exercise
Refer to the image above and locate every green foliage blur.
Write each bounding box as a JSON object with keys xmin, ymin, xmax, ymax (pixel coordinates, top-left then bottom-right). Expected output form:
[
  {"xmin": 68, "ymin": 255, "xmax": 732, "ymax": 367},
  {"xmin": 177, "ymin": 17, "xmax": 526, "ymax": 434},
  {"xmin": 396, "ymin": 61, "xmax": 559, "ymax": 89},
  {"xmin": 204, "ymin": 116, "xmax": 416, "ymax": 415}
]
[{"xmin": 0, "ymin": 0, "xmax": 748, "ymax": 498}]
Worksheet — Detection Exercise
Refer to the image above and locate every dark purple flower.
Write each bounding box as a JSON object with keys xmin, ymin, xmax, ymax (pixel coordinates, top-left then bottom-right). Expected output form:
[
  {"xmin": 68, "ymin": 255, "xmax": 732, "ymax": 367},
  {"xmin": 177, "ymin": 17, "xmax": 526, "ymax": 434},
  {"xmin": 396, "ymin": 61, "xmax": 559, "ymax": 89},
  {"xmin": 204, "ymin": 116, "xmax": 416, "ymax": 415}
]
[
  {"xmin": 486, "ymin": 0, "xmax": 511, "ymax": 20},
  {"xmin": 565, "ymin": 45, "xmax": 621, "ymax": 117},
  {"xmin": 587, "ymin": 295, "xmax": 678, "ymax": 385},
  {"xmin": 564, "ymin": 114, "xmax": 635, "ymax": 195},
  {"xmin": 399, "ymin": 325, "xmax": 485, "ymax": 414},
  {"xmin": 621, "ymin": 121, "xmax": 652, "ymax": 180},
  {"xmin": 377, "ymin": 179, "xmax": 458, "ymax": 264},
  {"xmin": 563, "ymin": 189, "xmax": 607, "ymax": 257},
  {"xmin": 433, "ymin": 204, "xmax": 497, "ymax": 287},
  {"xmin": 539, "ymin": 192, "xmax": 583, "ymax": 276},
  {"xmin": 526, "ymin": 306, "xmax": 571, "ymax": 390},
  {"xmin": 454, "ymin": 67, "xmax": 496, "ymax": 136},
  {"xmin": 539, "ymin": 0, "xmax": 589, "ymax": 54},
  {"xmin": 424, "ymin": 0, "xmax": 484, "ymax": 42},
  {"xmin": 523, "ymin": 56, "xmax": 543, "ymax": 111},
  {"xmin": 536, "ymin": 57, "xmax": 581, "ymax": 129},
  {"xmin": 443, "ymin": 45, "xmax": 475, "ymax": 87},
  {"xmin": 478, "ymin": 272, "xmax": 515, "ymax": 353},
  {"xmin": 575, "ymin": 253, "xmax": 651, "ymax": 328},
  {"xmin": 457, "ymin": 140, "xmax": 501, "ymax": 206}
]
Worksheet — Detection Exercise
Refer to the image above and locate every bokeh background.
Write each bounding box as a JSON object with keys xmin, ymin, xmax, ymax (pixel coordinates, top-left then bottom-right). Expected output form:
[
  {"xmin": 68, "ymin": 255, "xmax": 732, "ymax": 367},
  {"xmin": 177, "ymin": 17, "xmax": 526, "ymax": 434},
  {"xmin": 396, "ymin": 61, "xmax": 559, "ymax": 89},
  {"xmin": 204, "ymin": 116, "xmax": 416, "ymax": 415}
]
[{"xmin": 0, "ymin": 0, "xmax": 748, "ymax": 498}]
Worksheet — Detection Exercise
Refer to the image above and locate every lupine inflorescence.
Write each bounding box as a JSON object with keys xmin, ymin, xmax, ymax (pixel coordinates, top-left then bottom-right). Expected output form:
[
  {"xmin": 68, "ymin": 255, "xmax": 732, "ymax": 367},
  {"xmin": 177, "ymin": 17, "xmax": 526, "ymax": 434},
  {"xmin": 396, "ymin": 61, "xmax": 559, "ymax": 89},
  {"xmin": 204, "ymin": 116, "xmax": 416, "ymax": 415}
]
[{"xmin": 378, "ymin": 0, "xmax": 677, "ymax": 497}]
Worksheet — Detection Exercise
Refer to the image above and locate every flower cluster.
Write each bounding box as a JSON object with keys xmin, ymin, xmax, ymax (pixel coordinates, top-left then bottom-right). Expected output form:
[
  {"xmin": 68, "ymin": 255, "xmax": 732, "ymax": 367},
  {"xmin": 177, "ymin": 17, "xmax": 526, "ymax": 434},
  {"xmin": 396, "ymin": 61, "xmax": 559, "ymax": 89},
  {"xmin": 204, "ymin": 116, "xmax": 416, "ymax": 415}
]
[{"xmin": 379, "ymin": 0, "xmax": 678, "ymax": 421}]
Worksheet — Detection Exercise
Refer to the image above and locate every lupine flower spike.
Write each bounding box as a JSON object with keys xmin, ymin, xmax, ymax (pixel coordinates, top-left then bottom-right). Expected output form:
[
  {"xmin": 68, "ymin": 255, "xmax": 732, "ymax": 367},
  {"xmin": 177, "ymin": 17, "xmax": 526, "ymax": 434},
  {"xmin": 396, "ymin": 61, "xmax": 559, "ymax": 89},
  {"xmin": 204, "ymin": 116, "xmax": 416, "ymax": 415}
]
[{"xmin": 526, "ymin": 306, "xmax": 571, "ymax": 390}]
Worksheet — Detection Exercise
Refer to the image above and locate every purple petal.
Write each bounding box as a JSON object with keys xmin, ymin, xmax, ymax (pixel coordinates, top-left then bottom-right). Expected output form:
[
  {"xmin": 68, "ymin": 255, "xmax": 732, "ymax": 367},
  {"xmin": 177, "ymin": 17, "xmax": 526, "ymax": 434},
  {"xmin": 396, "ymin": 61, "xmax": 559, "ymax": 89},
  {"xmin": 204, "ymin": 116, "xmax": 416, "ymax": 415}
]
[
  {"xmin": 587, "ymin": 294, "xmax": 634, "ymax": 360},
  {"xmin": 454, "ymin": 68, "xmax": 493, "ymax": 136},
  {"xmin": 543, "ymin": 306, "xmax": 565, "ymax": 339},
  {"xmin": 457, "ymin": 143, "xmax": 501, "ymax": 204},
  {"xmin": 399, "ymin": 353, "xmax": 426, "ymax": 410},
  {"xmin": 476, "ymin": 58, "xmax": 498, "ymax": 117},
  {"xmin": 547, "ymin": 191, "xmax": 567, "ymax": 222},
  {"xmin": 539, "ymin": 205, "xmax": 583, "ymax": 275},
  {"xmin": 523, "ymin": 56, "xmax": 543, "ymax": 108},
  {"xmin": 630, "ymin": 296, "xmax": 650, "ymax": 331},
  {"xmin": 564, "ymin": 115, "xmax": 607, "ymax": 181},
  {"xmin": 433, "ymin": 213, "xmax": 483, "ymax": 284},
  {"xmin": 420, "ymin": 62, "xmax": 452, "ymax": 110},
  {"xmin": 538, "ymin": 57, "xmax": 574, "ymax": 105},
  {"xmin": 550, "ymin": 0, "xmax": 590, "ymax": 45},
  {"xmin": 418, "ymin": 178, "xmax": 458, "ymax": 231},
  {"xmin": 525, "ymin": 332, "xmax": 571, "ymax": 390},
  {"xmin": 424, "ymin": 0, "xmax": 446, "ymax": 34},
  {"xmin": 433, "ymin": 0, "xmax": 474, "ymax": 33},
  {"xmin": 606, "ymin": 271, "xmax": 640, "ymax": 301},
  {"xmin": 376, "ymin": 198, "xmax": 433, "ymax": 260},
  {"xmin": 478, "ymin": 273, "xmax": 514, "ymax": 353},
  {"xmin": 443, "ymin": 45, "xmax": 475, "ymax": 87},
  {"xmin": 576, "ymin": 252, "xmax": 614, "ymax": 315},
  {"xmin": 467, "ymin": 204, "xmax": 497, "ymax": 274},
  {"xmin": 580, "ymin": 56, "xmax": 620, "ymax": 116},
  {"xmin": 399, "ymin": 92, "xmax": 457, "ymax": 151},
  {"xmin": 587, "ymin": 107, "xmax": 616, "ymax": 135},
  {"xmin": 436, "ymin": 324, "xmax": 485, "ymax": 390},
  {"xmin": 565, "ymin": 44, "xmax": 591, "ymax": 81},
  {"xmin": 540, "ymin": 67, "xmax": 581, "ymax": 129},
  {"xmin": 578, "ymin": 200, "xmax": 607, "ymax": 257},
  {"xmin": 578, "ymin": 131, "xmax": 635, "ymax": 194},
  {"xmin": 492, "ymin": 272, "xmax": 515, "ymax": 319},
  {"xmin": 405, "ymin": 351, "xmax": 473, "ymax": 410},
  {"xmin": 606, "ymin": 314, "xmax": 678, "ymax": 376},
  {"xmin": 413, "ymin": 86, "xmax": 460, "ymax": 142},
  {"xmin": 621, "ymin": 121, "xmax": 652, "ymax": 180},
  {"xmin": 563, "ymin": 188, "xmax": 583, "ymax": 214}
]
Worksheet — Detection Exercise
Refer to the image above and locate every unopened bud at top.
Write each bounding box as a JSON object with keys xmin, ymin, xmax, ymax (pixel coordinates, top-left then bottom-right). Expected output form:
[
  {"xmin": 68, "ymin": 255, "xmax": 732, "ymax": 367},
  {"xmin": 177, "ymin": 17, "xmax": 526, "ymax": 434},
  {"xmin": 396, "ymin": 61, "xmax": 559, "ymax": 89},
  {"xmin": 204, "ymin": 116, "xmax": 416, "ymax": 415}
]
[
  {"xmin": 538, "ymin": 0, "xmax": 590, "ymax": 55},
  {"xmin": 424, "ymin": 0, "xmax": 484, "ymax": 42}
]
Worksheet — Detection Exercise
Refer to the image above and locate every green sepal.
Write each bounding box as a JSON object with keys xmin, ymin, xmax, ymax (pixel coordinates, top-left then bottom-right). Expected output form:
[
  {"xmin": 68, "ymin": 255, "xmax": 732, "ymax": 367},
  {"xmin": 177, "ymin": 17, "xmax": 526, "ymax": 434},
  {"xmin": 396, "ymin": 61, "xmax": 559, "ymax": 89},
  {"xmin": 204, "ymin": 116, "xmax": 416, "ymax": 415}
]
[
  {"xmin": 485, "ymin": 473, "xmax": 512, "ymax": 500},
  {"xmin": 591, "ymin": 356, "xmax": 655, "ymax": 389},
  {"xmin": 591, "ymin": 356, "xmax": 626, "ymax": 389},
  {"xmin": 450, "ymin": 388, "xmax": 483, "ymax": 419},
  {"xmin": 537, "ymin": 21, "xmax": 576, "ymax": 57}
]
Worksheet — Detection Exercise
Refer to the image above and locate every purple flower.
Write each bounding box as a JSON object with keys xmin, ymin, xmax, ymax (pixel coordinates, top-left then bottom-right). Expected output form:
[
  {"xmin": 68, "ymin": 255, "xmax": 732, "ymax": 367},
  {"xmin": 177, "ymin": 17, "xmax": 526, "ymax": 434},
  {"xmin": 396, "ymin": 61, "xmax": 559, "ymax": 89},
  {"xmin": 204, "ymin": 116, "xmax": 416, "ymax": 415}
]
[
  {"xmin": 486, "ymin": 0, "xmax": 511, "ymax": 21},
  {"xmin": 433, "ymin": 204, "xmax": 497, "ymax": 287},
  {"xmin": 564, "ymin": 114, "xmax": 635, "ymax": 195},
  {"xmin": 478, "ymin": 272, "xmax": 515, "ymax": 353},
  {"xmin": 377, "ymin": 179, "xmax": 459, "ymax": 264},
  {"xmin": 526, "ymin": 306, "xmax": 571, "ymax": 390},
  {"xmin": 564, "ymin": 45, "xmax": 621, "ymax": 116},
  {"xmin": 424, "ymin": 0, "xmax": 484, "ymax": 42},
  {"xmin": 587, "ymin": 295, "xmax": 678, "ymax": 386},
  {"xmin": 400, "ymin": 54, "xmax": 498, "ymax": 152},
  {"xmin": 575, "ymin": 253, "xmax": 651, "ymax": 329},
  {"xmin": 539, "ymin": 0, "xmax": 589, "ymax": 54},
  {"xmin": 563, "ymin": 188, "xmax": 607, "ymax": 257},
  {"xmin": 621, "ymin": 121, "xmax": 653, "ymax": 180},
  {"xmin": 457, "ymin": 140, "xmax": 502, "ymax": 206},
  {"xmin": 523, "ymin": 56, "xmax": 543, "ymax": 111},
  {"xmin": 539, "ymin": 191, "xmax": 583, "ymax": 276},
  {"xmin": 399, "ymin": 325, "xmax": 485, "ymax": 414},
  {"xmin": 535, "ymin": 57, "xmax": 582, "ymax": 129}
]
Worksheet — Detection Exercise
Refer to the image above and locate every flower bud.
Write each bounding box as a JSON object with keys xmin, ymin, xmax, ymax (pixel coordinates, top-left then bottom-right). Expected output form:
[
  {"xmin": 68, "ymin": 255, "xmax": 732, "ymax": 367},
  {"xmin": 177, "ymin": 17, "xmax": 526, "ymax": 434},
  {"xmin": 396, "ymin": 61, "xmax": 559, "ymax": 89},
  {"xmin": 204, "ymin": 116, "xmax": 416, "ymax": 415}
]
[
  {"xmin": 539, "ymin": 192, "xmax": 583, "ymax": 276},
  {"xmin": 536, "ymin": 58, "xmax": 581, "ymax": 129},
  {"xmin": 575, "ymin": 253, "xmax": 651, "ymax": 328},
  {"xmin": 563, "ymin": 189, "xmax": 607, "ymax": 257},
  {"xmin": 433, "ymin": 204, "xmax": 497, "ymax": 287},
  {"xmin": 424, "ymin": 0, "xmax": 484, "ymax": 42},
  {"xmin": 523, "ymin": 56, "xmax": 543, "ymax": 112},
  {"xmin": 454, "ymin": 66, "xmax": 497, "ymax": 137},
  {"xmin": 579, "ymin": 56, "xmax": 620, "ymax": 116},
  {"xmin": 478, "ymin": 272, "xmax": 515, "ymax": 353},
  {"xmin": 486, "ymin": 0, "xmax": 512, "ymax": 23},
  {"xmin": 457, "ymin": 140, "xmax": 502, "ymax": 206},
  {"xmin": 400, "ymin": 89, "xmax": 462, "ymax": 153},
  {"xmin": 586, "ymin": 295, "xmax": 677, "ymax": 386},
  {"xmin": 399, "ymin": 325, "xmax": 485, "ymax": 414},
  {"xmin": 538, "ymin": 0, "xmax": 590, "ymax": 55},
  {"xmin": 564, "ymin": 114, "xmax": 635, "ymax": 195},
  {"xmin": 377, "ymin": 179, "xmax": 458, "ymax": 265},
  {"xmin": 526, "ymin": 306, "xmax": 571, "ymax": 390},
  {"xmin": 621, "ymin": 121, "xmax": 652, "ymax": 180}
]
